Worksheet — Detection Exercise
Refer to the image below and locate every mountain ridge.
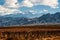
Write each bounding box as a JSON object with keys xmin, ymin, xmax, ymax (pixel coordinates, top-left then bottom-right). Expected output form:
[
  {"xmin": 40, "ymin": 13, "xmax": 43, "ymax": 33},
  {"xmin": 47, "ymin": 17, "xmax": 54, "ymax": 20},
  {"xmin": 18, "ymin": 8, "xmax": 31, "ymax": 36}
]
[{"xmin": 0, "ymin": 12, "xmax": 60, "ymax": 27}]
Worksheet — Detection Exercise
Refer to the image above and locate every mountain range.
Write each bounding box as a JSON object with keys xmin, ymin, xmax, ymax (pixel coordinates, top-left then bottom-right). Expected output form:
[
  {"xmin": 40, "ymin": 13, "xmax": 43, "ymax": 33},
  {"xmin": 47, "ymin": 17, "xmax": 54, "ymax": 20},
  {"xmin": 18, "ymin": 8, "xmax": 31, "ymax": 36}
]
[{"xmin": 0, "ymin": 12, "xmax": 60, "ymax": 27}]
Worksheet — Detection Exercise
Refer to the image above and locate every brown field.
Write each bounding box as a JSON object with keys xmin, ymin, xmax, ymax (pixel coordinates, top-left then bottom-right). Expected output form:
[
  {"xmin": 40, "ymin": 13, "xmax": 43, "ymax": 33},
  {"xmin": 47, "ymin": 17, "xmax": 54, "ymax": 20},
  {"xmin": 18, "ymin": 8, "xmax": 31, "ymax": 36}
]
[{"xmin": 0, "ymin": 24, "xmax": 60, "ymax": 40}]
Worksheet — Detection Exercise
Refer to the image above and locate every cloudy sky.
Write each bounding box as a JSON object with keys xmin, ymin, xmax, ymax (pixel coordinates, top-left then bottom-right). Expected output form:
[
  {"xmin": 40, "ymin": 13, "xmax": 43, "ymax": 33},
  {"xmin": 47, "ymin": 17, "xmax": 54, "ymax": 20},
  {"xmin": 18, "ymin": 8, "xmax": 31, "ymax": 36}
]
[{"xmin": 0, "ymin": 0, "xmax": 60, "ymax": 17}]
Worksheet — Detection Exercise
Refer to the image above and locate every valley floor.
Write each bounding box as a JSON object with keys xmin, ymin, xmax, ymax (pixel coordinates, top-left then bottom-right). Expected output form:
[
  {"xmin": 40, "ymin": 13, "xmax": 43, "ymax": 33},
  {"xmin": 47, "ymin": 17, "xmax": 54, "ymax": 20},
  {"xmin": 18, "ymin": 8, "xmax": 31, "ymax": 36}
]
[{"xmin": 0, "ymin": 24, "xmax": 60, "ymax": 40}]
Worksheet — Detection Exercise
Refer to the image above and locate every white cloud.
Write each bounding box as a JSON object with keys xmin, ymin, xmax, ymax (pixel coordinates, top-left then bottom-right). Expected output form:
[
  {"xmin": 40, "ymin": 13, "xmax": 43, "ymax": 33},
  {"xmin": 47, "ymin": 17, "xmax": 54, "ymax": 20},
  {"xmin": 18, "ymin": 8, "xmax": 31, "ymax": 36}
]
[
  {"xmin": 29, "ymin": 10, "xmax": 37, "ymax": 14},
  {"xmin": 4, "ymin": 0, "xmax": 19, "ymax": 8},
  {"xmin": 29, "ymin": 9, "xmax": 48, "ymax": 14},
  {"xmin": 21, "ymin": 0, "xmax": 33, "ymax": 7},
  {"xmin": 40, "ymin": 0, "xmax": 59, "ymax": 8},
  {"xmin": 0, "ymin": 5, "xmax": 22, "ymax": 16},
  {"xmin": 0, "ymin": 0, "xmax": 59, "ymax": 16},
  {"xmin": 21, "ymin": 0, "xmax": 59, "ymax": 8},
  {"xmin": 43, "ymin": 9, "xmax": 48, "ymax": 12},
  {"xmin": 0, "ymin": 0, "xmax": 22, "ymax": 16},
  {"xmin": 4, "ymin": 0, "xmax": 58, "ymax": 8}
]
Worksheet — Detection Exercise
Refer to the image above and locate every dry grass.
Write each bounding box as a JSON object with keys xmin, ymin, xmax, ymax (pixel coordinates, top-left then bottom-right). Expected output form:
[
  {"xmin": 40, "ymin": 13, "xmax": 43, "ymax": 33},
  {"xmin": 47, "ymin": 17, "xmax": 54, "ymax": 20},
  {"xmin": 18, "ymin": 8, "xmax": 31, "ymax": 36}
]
[{"xmin": 0, "ymin": 24, "xmax": 60, "ymax": 32}]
